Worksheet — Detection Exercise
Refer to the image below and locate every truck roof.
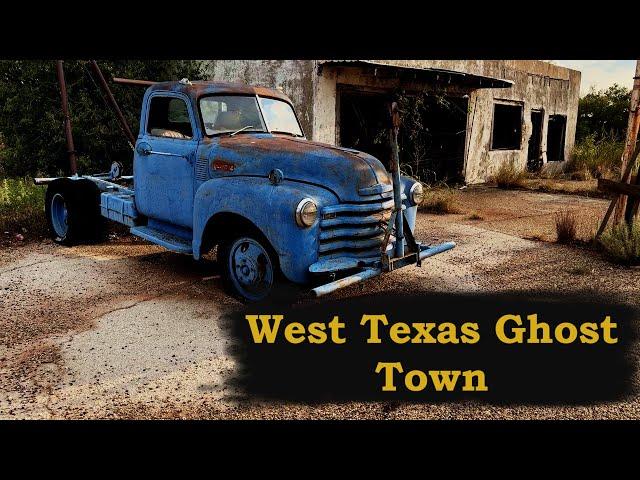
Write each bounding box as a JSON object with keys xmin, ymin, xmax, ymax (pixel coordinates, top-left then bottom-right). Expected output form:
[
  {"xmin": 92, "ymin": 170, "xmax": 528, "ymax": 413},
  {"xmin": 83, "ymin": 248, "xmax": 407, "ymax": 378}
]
[{"xmin": 147, "ymin": 80, "xmax": 293, "ymax": 104}]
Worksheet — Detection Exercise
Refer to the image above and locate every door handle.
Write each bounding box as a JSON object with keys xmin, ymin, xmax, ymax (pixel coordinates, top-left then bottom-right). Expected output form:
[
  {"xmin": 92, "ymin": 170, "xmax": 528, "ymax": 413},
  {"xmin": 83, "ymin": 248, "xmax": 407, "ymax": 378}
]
[{"xmin": 136, "ymin": 141, "xmax": 186, "ymax": 158}]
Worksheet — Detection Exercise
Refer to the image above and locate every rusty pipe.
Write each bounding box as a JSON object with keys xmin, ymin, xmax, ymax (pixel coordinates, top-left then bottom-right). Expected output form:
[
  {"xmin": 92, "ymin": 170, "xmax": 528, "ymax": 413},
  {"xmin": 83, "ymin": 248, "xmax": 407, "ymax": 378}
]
[
  {"xmin": 56, "ymin": 61, "xmax": 78, "ymax": 176},
  {"xmin": 389, "ymin": 101, "xmax": 404, "ymax": 258},
  {"xmin": 112, "ymin": 77, "xmax": 157, "ymax": 87},
  {"xmin": 88, "ymin": 61, "xmax": 136, "ymax": 147}
]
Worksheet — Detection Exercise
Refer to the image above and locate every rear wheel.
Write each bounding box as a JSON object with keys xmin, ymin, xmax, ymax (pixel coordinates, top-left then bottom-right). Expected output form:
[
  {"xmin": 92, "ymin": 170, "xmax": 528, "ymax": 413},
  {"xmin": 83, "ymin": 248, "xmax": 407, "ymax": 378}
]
[
  {"xmin": 220, "ymin": 235, "xmax": 276, "ymax": 302},
  {"xmin": 45, "ymin": 182, "xmax": 105, "ymax": 245},
  {"xmin": 50, "ymin": 193, "xmax": 69, "ymax": 240}
]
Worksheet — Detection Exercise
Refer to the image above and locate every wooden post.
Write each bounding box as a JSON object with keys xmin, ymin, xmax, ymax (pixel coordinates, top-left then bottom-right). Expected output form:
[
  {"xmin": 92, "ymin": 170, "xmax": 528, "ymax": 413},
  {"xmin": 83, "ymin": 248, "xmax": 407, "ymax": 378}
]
[
  {"xmin": 596, "ymin": 140, "xmax": 640, "ymax": 238},
  {"xmin": 612, "ymin": 60, "xmax": 640, "ymax": 224}
]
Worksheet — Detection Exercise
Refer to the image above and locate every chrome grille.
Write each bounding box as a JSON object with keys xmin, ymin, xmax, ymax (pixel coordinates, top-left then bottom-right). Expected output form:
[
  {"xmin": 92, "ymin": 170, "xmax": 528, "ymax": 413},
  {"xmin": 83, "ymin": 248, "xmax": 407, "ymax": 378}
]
[{"xmin": 318, "ymin": 194, "xmax": 402, "ymax": 260}]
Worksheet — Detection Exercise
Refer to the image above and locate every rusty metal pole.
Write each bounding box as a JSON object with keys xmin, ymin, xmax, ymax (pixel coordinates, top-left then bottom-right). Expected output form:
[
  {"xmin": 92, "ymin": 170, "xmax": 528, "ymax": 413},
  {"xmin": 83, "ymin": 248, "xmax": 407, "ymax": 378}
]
[
  {"xmin": 389, "ymin": 102, "xmax": 404, "ymax": 258},
  {"xmin": 88, "ymin": 60, "xmax": 136, "ymax": 148},
  {"xmin": 112, "ymin": 77, "xmax": 157, "ymax": 87},
  {"xmin": 613, "ymin": 60, "xmax": 640, "ymax": 224},
  {"xmin": 56, "ymin": 61, "xmax": 78, "ymax": 176}
]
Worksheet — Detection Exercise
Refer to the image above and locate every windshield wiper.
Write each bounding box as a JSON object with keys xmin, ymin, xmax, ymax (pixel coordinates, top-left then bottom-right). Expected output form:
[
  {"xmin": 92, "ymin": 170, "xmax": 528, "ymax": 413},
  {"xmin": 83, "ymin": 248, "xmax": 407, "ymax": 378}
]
[
  {"xmin": 270, "ymin": 130, "xmax": 302, "ymax": 137},
  {"xmin": 229, "ymin": 125, "xmax": 254, "ymax": 137}
]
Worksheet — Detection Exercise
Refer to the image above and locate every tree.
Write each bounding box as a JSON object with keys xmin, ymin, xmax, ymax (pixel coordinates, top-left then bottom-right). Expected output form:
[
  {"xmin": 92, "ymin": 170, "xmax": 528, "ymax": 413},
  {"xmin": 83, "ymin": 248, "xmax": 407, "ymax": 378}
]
[
  {"xmin": 0, "ymin": 60, "xmax": 205, "ymax": 177},
  {"xmin": 577, "ymin": 84, "xmax": 631, "ymax": 142}
]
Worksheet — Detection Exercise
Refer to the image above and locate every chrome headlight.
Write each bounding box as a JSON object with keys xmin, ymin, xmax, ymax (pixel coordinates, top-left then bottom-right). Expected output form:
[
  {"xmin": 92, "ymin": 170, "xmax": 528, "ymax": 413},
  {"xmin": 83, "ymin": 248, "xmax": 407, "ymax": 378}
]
[
  {"xmin": 295, "ymin": 198, "xmax": 318, "ymax": 227},
  {"xmin": 409, "ymin": 182, "xmax": 424, "ymax": 206}
]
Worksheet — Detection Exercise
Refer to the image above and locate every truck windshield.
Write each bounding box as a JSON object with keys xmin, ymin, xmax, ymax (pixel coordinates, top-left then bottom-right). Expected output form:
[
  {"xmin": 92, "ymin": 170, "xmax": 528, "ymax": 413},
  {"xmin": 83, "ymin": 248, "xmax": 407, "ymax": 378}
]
[
  {"xmin": 200, "ymin": 96, "xmax": 267, "ymax": 136},
  {"xmin": 258, "ymin": 97, "xmax": 303, "ymax": 137}
]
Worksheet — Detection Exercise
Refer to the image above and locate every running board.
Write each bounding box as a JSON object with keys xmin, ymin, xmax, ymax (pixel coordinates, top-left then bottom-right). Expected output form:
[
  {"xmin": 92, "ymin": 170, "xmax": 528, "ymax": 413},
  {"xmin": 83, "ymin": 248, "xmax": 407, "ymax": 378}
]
[{"xmin": 130, "ymin": 226, "xmax": 192, "ymax": 254}]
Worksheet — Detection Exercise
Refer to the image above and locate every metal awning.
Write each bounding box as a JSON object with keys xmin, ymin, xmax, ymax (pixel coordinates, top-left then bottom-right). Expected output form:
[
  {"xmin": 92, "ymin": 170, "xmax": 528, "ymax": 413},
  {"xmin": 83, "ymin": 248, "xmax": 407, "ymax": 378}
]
[{"xmin": 318, "ymin": 60, "xmax": 513, "ymax": 89}]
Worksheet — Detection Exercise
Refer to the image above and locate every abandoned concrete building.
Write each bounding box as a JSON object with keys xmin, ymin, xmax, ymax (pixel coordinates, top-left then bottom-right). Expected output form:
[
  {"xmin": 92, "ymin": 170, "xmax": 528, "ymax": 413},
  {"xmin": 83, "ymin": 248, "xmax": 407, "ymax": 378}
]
[{"xmin": 201, "ymin": 60, "xmax": 581, "ymax": 184}]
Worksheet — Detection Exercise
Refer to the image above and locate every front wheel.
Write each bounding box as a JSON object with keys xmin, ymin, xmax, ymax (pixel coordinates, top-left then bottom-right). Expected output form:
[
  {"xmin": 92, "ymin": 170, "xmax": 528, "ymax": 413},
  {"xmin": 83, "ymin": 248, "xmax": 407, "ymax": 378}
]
[{"xmin": 220, "ymin": 234, "xmax": 291, "ymax": 303}]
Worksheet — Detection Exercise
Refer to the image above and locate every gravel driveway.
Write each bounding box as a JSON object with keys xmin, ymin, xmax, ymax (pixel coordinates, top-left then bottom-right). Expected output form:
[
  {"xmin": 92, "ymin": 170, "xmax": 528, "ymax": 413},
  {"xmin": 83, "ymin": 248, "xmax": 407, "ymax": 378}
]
[{"xmin": 1, "ymin": 186, "xmax": 639, "ymax": 419}]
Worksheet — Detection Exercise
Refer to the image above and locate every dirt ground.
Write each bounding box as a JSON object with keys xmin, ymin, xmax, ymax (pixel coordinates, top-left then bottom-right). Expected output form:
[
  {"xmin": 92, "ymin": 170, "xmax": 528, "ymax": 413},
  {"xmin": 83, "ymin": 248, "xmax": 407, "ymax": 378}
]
[{"xmin": 2, "ymin": 185, "xmax": 639, "ymax": 419}]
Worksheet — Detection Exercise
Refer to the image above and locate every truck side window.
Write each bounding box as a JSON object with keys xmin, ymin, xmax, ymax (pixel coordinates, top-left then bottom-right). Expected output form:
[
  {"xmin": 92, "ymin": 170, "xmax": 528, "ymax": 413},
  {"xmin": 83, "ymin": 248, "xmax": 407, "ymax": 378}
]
[{"xmin": 147, "ymin": 96, "xmax": 193, "ymax": 139}]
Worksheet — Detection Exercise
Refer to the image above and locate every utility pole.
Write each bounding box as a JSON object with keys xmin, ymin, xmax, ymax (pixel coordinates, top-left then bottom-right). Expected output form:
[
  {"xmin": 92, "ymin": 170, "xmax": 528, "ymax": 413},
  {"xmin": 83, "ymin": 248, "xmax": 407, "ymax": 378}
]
[{"xmin": 612, "ymin": 60, "xmax": 640, "ymax": 224}]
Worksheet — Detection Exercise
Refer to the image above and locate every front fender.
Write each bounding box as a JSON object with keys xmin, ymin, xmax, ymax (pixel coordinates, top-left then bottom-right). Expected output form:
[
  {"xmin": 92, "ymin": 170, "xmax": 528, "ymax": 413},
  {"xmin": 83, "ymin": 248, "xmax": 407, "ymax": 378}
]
[{"xmin": 193, "ymin": 177, "xmax": 338, "ymax": 283}]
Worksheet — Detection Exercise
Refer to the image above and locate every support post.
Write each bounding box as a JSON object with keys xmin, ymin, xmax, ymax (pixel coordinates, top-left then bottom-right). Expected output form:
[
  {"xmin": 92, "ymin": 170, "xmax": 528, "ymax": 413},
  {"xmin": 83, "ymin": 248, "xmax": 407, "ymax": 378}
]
[
  {"xmin": 389, "ymin": 101, "xmax": 404, "ymax": 258},
  {"xmin": 613, "ymin": 60, "xmax": 640, "ymax": 224},
  {"xmin": 55, "ymin": 61, "xmax": 78, "ymax": 176},
  {"xmin": 88, "ymin": 60, "xmax": 136, "ymax": 148},
  {"xmin": 596, "ymin": 140, "xmax": 640, "ymax": 237}
]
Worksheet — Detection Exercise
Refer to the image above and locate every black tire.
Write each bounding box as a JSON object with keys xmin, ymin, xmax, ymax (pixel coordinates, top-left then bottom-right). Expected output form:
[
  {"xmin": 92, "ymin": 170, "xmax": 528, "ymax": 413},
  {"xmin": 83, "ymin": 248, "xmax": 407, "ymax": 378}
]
[
  {"xmin": 45, "ymin": 181, "xmax": 105, "ymax": 246},
  {"xmin": 218, "ymin": 231, "xmax": 297, "ymax": 303}
]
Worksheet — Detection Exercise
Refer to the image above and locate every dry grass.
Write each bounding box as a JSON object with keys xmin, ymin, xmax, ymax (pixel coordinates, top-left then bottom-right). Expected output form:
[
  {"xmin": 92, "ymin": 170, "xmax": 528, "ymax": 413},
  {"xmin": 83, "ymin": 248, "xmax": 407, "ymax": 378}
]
[
  {"xmin": 567, "ymin": 134, "xmax": 624, "ymax": 180},
  {"xmin": 490, "ymin": 161, "xmax": 528, "ymax": 189},
  {"xmin": 0, "ymin": 177, "xmax": 46, "ymax": 239},
  {"xmin": 598, "ymin": 222, "xmax": 640, "ymax": 265},
  {"xmin": 418, "ymin": 188, "xmax": 461, "ymax": 215},
  {"xmin": 519, "ymin": 178, "xmax": 602, "ymax": 197},
  {"xmin": 555, "ymin": 210, "xmax": 578, "ymax": 244}
]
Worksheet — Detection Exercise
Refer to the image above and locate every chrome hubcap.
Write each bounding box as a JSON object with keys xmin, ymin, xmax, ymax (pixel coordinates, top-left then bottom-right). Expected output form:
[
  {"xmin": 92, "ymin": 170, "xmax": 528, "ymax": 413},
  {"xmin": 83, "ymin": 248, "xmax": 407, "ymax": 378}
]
[{"xmin": 229, "ymin": 238, "xmax": 274, "ymax": 300}]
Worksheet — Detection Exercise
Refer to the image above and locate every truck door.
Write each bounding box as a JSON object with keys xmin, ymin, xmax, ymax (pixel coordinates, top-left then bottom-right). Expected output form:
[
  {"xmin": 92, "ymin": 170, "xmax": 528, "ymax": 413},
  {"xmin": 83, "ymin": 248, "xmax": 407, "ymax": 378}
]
[{"xmin": 134, "ymin": 93, "xmax": 198, "ymax": 229}]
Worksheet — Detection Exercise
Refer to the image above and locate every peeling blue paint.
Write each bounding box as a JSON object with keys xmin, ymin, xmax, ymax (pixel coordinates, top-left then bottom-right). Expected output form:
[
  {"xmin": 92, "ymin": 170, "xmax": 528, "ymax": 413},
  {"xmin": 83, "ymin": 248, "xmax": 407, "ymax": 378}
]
[{"xmin": 93, "ymin": 81, "xmax": 447, "ymax": 294}]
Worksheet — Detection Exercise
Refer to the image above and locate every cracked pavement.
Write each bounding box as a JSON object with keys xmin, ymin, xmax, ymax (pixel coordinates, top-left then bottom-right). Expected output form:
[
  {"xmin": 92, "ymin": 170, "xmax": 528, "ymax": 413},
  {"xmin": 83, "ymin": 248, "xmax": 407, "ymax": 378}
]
[{"xmin": 1, "ymin": 186, "xmax": 640, "ymax": 419}]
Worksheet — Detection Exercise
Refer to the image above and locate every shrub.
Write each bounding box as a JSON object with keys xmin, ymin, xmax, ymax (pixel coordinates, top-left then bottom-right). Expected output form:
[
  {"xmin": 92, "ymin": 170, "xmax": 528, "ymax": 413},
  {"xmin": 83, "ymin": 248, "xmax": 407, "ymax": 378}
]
[
  {"xmin": 555, "ymin": 210, "xmax": 577, "ymax": 244},
  {"xmin": 0, "ymin": 60, "xmax": 206, "ymax": 177},
  {"xmin": 567, "ymin": 134, "xmax": 625, "ymax": 180},
  {"xmin": 467, "ymin": 212, "xmax": 483, "ymax": 220},
  {"xmin": 490, "ymin": 160, "xmax": 527, "ymax": 189},
  {"xmin": 598, "ymin": 222, "xmax": 640, "ymax": 265},
  {"xmin": 418, "ymin": 187, "xmax": 461, "ymax": 214},
  {"xmin": 0, "ymin": 177, "xmax": 46, "ymax": 238}
]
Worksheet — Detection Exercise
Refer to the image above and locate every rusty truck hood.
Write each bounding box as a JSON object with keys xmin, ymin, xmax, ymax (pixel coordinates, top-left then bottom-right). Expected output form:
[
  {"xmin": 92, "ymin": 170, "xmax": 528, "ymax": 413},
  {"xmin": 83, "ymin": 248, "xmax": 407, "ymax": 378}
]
[{"xmin": 202, "ymin": 134, "xmax": 392, "ymax": 202}]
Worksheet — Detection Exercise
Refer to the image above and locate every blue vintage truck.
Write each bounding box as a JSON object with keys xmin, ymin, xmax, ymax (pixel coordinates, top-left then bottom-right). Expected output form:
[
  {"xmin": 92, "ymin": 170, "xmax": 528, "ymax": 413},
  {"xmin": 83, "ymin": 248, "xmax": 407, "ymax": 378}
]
[{"xmin": 37, "ymin": 79, "xmax": 455, "ymax": 301}]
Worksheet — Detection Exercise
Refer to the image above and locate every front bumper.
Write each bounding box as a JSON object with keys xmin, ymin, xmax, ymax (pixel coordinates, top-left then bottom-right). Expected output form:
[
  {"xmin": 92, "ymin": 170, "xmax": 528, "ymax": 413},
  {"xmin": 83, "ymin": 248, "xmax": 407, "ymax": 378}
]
[{"xmin": 310, "ymin": 241, "xmax": 456, "ymax": 297}]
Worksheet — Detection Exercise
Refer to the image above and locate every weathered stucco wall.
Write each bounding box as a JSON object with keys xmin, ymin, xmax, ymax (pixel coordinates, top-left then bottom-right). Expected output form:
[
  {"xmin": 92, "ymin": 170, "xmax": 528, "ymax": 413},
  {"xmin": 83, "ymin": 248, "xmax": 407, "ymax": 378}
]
[
  {"xmin": 200, "ymin": 60, "xmax": 315, "ymax": 138},
  {"xmin": 314, "ymin": 60, "xmax": 581, "ymax": 184}
]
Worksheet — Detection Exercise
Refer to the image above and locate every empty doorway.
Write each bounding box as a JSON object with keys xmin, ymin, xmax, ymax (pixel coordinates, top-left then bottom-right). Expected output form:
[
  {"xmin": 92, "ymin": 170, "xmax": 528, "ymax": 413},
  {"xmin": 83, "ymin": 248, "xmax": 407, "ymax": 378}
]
[
  {"xmin": 338, "ymin": 88, "xmax": 391, "ymax": 168},
  {"xmin": 547, "ymin": 115, "xmax": 567, "ymax": 162},
  {"xmin": 527, "ymin": 110, "xmax": 544, "ymax": 171}
]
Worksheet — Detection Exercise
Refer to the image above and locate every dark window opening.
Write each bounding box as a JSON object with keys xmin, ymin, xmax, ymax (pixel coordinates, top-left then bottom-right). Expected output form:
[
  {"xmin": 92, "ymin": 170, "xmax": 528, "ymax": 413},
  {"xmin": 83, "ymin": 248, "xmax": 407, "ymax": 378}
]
[
  {"xmin": 338, "ymin": 88, "xmax": 468, "ymax": 184},
  {"xmin": 338, "ymin": 90, "xmax": 391, "ymax": 170},
  {"xmin": 527, "ymin": 110, "xmax": 544, "ymax": 171},
  {"xmin": 147, "ymin": 96, "xmax": 193, "ymax": 139},
  {"xmin": 547, "ymin": 115, "xmax": 567, "ymax": 162},
  {"xmin": 491, "ymin": 103, "xmax": 522, "ymax": 150}
]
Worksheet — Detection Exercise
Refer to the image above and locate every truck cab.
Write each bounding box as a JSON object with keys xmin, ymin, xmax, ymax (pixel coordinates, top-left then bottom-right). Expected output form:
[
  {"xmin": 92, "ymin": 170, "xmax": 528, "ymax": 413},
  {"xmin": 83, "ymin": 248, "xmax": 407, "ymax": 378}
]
[{"xmin": 43, "ymin": 80, "xmax": 454, "ymax": 302}]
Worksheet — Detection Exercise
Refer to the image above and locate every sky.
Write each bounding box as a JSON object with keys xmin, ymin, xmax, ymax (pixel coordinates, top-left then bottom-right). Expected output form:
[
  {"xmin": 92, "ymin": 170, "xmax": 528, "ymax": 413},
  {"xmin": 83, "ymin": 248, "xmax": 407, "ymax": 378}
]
[{"xmin": 552, "ymin": 60, "xmax": 636, "ymax": 96}]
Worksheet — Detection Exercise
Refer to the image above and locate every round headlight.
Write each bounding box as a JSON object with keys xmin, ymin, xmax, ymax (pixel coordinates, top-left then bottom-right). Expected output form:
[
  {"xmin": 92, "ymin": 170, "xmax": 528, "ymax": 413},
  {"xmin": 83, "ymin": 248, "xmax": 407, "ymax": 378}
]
[
  {"xmin": 295, "ymin": 199, "xmax": 317, "ymax": 227},
  {"xmin": 410, "ymin": 182, "xmax": 424, "ymax": 206}
]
